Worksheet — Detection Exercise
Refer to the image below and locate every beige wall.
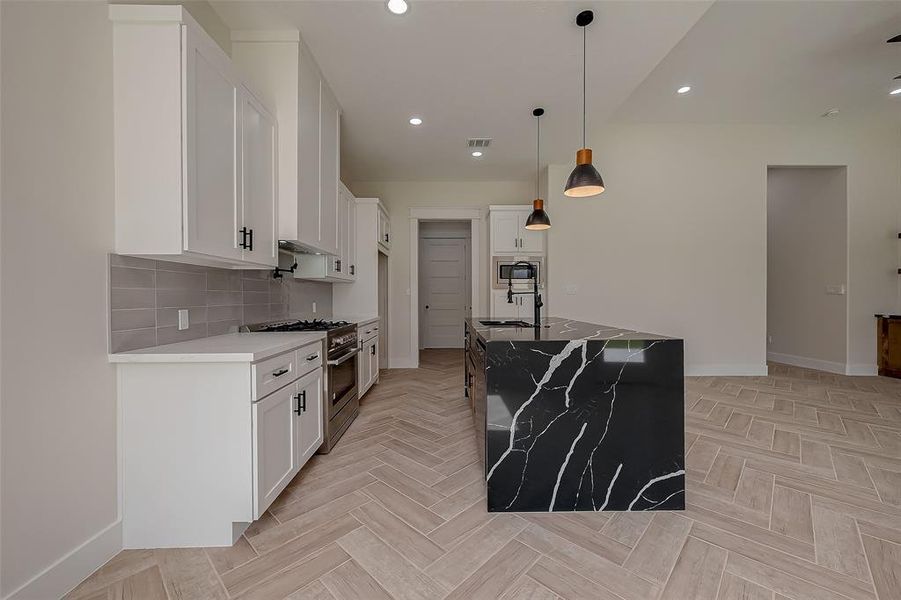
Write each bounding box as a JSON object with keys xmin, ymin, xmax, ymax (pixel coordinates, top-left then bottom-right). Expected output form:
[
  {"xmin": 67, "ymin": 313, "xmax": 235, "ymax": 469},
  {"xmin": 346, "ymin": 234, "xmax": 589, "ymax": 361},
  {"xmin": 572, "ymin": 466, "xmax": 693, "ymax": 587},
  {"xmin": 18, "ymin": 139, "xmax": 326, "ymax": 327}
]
[
  {"xmin": 546, "ymin": 120, "xmax": 899, "ymax": 375},
  {"xmin": 767, "ymin": 167, "xmax": 848, "ymax": 371},
  {"xmin": 348, "ymin": 181, "xmax": 532, "ymax": 366},
  {"xmin": 1, "ymin": 2, "xmax": 120, "ymax": 597}
]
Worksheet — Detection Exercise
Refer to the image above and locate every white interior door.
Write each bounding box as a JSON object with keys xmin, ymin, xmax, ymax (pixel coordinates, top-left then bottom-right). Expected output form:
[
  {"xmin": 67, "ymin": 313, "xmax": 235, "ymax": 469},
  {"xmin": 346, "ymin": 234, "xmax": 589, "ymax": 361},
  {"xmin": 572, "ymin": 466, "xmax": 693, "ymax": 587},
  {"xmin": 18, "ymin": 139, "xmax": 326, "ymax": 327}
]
[{"xmin": 421, "ymin": 238, "xmax": 468, "ymax": 348}]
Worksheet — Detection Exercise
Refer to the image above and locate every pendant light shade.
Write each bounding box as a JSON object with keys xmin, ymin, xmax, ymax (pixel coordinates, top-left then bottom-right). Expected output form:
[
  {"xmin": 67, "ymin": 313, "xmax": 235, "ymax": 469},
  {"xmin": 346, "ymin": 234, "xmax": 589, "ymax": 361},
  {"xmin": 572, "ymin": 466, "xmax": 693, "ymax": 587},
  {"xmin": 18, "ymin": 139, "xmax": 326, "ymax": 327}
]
[
  {"xmin": 525, "ymin": 107, "xmax": 551, "ymax": 231},
  {"xmin": 564, "ymin": 10, "xmax": 605, "ymax": 198},
  {"xmin": 564, "ymin": 149, "xmax": 605, "ymax": 197},
  {"xmin": 525, "ymin": 198, "xmax": 551, "ymax": 230}
]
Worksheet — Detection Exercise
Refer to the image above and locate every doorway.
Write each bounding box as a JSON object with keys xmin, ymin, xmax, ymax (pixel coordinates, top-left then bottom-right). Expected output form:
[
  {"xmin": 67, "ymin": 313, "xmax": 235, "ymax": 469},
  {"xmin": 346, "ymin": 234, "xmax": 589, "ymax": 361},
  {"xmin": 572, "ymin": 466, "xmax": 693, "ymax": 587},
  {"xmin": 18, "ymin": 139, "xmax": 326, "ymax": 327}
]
[
  {"xmin": 418, "ymin": 221, "xmax": 472, "ymax": 349},
  {"xmin": 766, "ymin": 166, "xmax": 848, "ymax": 373}
]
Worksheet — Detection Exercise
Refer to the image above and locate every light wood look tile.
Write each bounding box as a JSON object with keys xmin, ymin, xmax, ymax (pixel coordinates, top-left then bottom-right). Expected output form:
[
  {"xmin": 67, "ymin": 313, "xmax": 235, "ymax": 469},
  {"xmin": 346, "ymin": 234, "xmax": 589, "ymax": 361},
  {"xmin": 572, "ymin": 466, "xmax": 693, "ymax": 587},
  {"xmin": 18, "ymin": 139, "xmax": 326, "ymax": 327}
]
[{"xmin": 67, "ymin": 354, "xmax": 901, "ymax": 600}]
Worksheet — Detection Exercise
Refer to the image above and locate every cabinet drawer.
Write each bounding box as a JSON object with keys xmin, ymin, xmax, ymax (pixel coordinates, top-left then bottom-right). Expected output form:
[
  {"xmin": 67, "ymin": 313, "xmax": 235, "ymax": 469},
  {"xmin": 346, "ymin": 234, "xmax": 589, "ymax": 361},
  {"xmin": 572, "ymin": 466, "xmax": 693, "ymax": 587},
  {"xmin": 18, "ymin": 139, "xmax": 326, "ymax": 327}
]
[
  {"xmin": 359, "ymin": 321, "xmax": 379, "ymax": 342},
  {"xmin": 295, "ymin": 342, "xmax": 324, "ymax": 377},
  {"xmin": 252, "ymin": 351, "xmax": 299, "ymax": 401}
]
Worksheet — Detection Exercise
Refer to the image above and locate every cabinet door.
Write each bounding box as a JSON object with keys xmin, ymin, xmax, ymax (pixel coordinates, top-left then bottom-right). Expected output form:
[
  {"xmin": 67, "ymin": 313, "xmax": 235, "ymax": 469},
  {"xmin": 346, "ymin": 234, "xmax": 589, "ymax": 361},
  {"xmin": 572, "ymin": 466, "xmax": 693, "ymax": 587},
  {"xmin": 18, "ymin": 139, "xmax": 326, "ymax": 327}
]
[
  {"xmin": 327, "ymin": 188, "xmax": 345, "ymax": 279},
  {"xmin": 297, "ymin": 52, "xmax": 320, "ymax": 249},
  {"xmin": 252, "ymin": 383, "xmax": 299, "ymax": 517},
  {"xmin": 295, "ymin": 368, "xmax": 324, "ymax": 466},
  {"xmin": 491, "ymin": 290, "xmax": 518, "ymax": 319},
  {"xmin": 359, "ymin": 339, "xmax": 371, "ymax": 394},
  {"xmin": 347, "ymin": 195, "xmax": 357, "ymax": 279},
  {"xmin": 319, "ymin": 84, "xmax": 340, "ymax": 256},
  {"xmin": 518, "ymin": 293, "xmax": 535, "ymax": 321},
  {"xmin": 518, "ymin": 212, "xmax": 545, "ymax": 253},
  {"xmin": 369, "ymin": 338, "xmax": 380, "ymax": 383},
  {"xmin": 183, "ymin": 29, "xmax": 242, "ymax": 261},
  {"xmin": 240, "ymin": 88, "xmax": 278, "ymax": 267},
  {"xmin": 490, "ymin": 212, "xmax": 520, "ymax": 254},
  {"xmin": 378, "ymin": 209, "xmax": 391, "ymax": 250}
]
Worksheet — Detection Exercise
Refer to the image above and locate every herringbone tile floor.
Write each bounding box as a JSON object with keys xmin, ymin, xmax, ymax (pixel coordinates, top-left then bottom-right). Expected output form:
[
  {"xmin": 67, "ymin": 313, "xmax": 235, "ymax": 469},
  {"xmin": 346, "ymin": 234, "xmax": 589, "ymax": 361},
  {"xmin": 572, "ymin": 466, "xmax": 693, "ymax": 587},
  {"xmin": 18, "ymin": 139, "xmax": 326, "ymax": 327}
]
[{"xmin": 67, "ymin": 350, "xmax": 901, "ymax": 600}]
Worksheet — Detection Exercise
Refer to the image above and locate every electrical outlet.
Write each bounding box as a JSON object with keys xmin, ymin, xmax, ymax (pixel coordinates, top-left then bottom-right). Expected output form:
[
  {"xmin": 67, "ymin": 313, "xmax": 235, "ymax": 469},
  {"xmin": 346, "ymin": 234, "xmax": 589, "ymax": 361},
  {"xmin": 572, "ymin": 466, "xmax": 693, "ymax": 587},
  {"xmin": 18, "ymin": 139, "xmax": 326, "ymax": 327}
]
[
  {"xmin": 178, "ymin": 309, "xmax": 189, "ymax": 331},
  {"xmin": 312, "ymin": 301, "xmax": 317, "ymax": 314},
  {"xmin": 768, "ymin": 335, "xmax": 773, "ymax": 344}
]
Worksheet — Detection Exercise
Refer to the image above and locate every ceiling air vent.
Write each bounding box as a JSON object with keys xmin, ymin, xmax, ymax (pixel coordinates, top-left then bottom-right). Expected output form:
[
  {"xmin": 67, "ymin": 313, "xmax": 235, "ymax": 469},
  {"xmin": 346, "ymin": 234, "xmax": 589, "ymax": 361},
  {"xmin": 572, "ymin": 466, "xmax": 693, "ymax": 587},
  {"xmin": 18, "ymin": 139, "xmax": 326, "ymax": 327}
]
[{"xmin": 467, "ymin": 138, "xmax": 492, "ymax": 149}]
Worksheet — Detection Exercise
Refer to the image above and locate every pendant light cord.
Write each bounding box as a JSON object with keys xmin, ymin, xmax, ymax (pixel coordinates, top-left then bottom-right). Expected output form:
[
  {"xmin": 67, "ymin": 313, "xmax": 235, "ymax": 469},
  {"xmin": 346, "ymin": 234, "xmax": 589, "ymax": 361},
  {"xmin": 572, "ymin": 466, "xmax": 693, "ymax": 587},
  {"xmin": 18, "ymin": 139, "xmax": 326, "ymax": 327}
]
[
  {"xmin": 536, "ymin": 113, "xmax": 540, "ymax": 198},
  {"xmin": 582, "ymin": 24, "xmax": 586, "ymax": 149}
]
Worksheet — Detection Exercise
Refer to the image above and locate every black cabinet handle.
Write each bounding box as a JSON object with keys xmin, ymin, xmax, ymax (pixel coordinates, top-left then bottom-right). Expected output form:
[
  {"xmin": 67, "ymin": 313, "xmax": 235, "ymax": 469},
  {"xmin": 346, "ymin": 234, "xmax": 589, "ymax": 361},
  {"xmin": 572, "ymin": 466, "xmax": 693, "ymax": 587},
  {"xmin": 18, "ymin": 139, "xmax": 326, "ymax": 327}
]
[
  {"xmin": 248, "ymin": 228, "xmax": 254, "ymax": 251},
  {"xmin": 371, "ymin": 345, "xmax": 376, "ymax": 356},
  {"xmin": 336, "ymin": 259, "xmax": 342, "ymax": 273},
  {"xmin": 300, "ymin": 390, "xmax": 307, "ymax": 413},
  {"xmin": 239, "ymin": 227, "xmax": 249, "ymax": 249},
  {"xmin": 272, "ymin": 368, "xmax": 289, "ymax": 378},
  {"xmin": 293, "ymin": 392, "xmax": 302, "ymax": 415},
  {"xmin": 350, "ymin": 265, "xmax": 355, "ymax": 275},
  {"xmin": 306, "ymin": 353, "xmax": 319, "ymax": 362}
]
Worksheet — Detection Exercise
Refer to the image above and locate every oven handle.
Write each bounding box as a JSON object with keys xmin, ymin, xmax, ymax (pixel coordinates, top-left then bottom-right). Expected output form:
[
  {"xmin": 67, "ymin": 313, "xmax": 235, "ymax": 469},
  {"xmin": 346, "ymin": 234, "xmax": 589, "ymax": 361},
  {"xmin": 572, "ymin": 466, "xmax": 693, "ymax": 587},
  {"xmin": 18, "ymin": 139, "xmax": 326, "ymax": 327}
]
[{"xmin": 327, "ymin": 347, "xmax": 360, "ymax": 366}]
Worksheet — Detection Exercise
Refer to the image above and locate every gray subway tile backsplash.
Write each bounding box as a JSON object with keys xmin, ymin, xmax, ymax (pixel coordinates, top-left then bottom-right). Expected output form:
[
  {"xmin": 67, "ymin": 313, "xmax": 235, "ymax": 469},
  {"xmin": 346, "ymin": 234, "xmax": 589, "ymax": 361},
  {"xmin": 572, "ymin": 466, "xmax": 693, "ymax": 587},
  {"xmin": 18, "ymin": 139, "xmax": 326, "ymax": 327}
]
[{"xmin": 109, "ymin": 254, "xmax": 333, "ymax": 353}]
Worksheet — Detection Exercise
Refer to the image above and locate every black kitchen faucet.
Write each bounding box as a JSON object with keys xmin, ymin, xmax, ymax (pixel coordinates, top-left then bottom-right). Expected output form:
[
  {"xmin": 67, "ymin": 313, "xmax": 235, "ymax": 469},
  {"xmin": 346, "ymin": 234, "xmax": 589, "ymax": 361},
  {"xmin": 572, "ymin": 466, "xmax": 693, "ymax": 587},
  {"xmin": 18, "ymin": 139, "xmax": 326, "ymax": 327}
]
[{"xmin": 506, "ymin": 261, "xmax": 543, "ymax": 327}]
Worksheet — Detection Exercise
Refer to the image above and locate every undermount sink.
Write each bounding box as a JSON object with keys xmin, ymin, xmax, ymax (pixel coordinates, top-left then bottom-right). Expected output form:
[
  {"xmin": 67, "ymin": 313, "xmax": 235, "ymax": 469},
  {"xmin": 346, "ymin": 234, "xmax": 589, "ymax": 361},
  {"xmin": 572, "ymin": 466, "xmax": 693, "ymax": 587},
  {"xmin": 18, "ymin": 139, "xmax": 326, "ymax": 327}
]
[{"xmin": 479, "ymin": 320, "xmax": 532, "ymax": 328}]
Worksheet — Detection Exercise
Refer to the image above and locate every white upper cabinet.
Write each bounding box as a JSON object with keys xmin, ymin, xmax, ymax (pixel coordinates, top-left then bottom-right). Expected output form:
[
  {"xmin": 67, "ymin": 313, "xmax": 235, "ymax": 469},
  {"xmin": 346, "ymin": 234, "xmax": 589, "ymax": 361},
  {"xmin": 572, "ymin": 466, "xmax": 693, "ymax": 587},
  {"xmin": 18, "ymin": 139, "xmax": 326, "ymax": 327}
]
[
  {"xmin": 489, "ymin": 206, "xmax": 545, "ymax": 255},
  {"xmin": 490, "ymin": 211, "xmax": 521, "ymax": 255},
  {"xmin": 240, "ymin": 90, "xmax": 279, "ymax": 266},
  {"xmin": 232, "ymin": 33, "xmax": 342, "ymax": 257},
  {"xmin": 378, "ymin": 206, "xmax": 391, "ymax": 252},
  {"xmin": 319, "ymin": 85, "xmax": 340, "ymax": 257},
  {"xmin": 346, "ymin": 190, "xmax": 357, "ymax": 279},
  {"xmin": 110, "ymin": 5, "xmax": 277, "ymax": 268}
]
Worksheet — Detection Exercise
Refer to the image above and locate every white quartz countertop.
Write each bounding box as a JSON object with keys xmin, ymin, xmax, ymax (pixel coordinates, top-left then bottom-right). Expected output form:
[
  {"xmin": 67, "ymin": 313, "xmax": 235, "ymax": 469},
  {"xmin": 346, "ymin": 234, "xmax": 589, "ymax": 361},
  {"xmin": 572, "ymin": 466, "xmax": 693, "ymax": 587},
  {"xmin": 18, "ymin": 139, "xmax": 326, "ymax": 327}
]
[{"xmin": 109, "ymin": 332, "xmax": 326, "ymax": 363}]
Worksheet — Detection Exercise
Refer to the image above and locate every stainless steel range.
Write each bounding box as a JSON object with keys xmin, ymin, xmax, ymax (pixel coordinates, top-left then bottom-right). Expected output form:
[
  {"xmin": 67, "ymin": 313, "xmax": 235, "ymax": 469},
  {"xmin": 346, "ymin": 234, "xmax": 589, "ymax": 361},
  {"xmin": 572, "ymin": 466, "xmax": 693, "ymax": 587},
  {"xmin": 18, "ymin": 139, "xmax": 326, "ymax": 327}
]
[{"xmin": 241, "ymin": 319, "xmax": 359, "ymax": 453}]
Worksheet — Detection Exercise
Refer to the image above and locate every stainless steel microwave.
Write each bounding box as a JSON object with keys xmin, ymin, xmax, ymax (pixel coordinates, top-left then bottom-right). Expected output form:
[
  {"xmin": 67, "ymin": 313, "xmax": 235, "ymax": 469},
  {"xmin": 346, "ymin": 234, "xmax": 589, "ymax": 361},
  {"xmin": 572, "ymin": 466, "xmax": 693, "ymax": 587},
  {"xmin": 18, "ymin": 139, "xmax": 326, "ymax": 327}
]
[{"xmin": 492, "ymin": 256, "xmax": 543, "ymax": 289}]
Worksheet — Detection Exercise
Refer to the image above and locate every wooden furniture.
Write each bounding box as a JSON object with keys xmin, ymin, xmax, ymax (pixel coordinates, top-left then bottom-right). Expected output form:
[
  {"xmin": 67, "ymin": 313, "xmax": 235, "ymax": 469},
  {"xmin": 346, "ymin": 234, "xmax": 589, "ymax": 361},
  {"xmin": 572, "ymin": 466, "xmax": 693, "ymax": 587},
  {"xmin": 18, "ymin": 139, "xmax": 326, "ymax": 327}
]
[{"xmin": 876, "ymin": 314, "xmax": 901, "ymax": 377}]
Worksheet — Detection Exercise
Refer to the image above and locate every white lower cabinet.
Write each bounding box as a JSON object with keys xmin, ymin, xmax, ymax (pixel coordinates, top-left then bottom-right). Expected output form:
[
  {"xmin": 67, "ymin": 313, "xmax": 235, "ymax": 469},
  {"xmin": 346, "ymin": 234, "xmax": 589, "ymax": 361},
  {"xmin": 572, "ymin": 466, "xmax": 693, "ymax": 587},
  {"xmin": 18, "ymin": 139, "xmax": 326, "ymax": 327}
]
[
  {"xmin": 253, "ymin": 382, "xmax": 300, "ymax": 514},
  {"xmin": 358, "ymin": 322, "xmax": 380, "ymax": 398},
  {"xmin": 295, "ymin": 367, "xmax": 324, "ymax": 467},
  {"xmin": 490, "ymin": 289, "xmax": 536, "ymax": 320},
  {"xmin": 116, "ymin": 338, "xmax": 325, "ymax": 548}
]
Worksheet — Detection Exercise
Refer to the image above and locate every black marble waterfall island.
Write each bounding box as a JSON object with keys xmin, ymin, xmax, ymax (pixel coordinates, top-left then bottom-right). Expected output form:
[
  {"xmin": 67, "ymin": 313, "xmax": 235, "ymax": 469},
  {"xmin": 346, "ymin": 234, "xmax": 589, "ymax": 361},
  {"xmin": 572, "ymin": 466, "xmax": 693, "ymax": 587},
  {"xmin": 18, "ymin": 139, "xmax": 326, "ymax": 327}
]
[{"xmin": 464, "ymin": 317, "xmax": 684, "ymax": 513}]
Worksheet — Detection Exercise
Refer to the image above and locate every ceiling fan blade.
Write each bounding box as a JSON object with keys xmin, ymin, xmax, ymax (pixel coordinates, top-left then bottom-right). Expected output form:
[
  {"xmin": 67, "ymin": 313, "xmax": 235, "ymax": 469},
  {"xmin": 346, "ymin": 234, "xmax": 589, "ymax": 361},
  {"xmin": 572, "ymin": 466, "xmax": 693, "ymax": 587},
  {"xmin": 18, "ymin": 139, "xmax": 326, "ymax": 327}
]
[{"xmin": 887, "ymin": 33, "xmax": 901, "ymax": 43}]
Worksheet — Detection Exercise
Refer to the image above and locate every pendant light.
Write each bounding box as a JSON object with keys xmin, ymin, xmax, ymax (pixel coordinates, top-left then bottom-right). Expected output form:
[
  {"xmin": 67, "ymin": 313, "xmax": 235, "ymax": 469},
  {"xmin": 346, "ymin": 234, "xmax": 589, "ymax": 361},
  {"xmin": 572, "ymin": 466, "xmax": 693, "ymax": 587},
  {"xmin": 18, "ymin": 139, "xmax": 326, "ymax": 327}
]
[
  {"xmin": 564, "ymin": 10, "xmax": 605, "ymax": 197},
  {"xmin": 525, "ymin": 108, "xmax": 551, "ymax": 230}
]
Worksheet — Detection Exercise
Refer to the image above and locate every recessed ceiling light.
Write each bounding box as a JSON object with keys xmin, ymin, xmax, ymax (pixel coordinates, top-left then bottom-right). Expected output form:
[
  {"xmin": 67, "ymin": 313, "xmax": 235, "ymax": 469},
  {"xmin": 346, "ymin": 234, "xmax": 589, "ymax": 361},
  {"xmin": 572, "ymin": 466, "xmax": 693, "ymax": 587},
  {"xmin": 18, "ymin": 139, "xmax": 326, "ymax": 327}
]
[
  {"xmin": 387, "ymin": 0, "xmax": 408, "ymax": 15},
  {"xmin": 471, "ymin": 151, "xmax": 483, "ymax": 158},
  {"xmin": 409, "ymin": 117, "xmax": 422, "ymax": 125},
  {"xmin": 891, "ymin": 88, "xmax": 901, "ymax": 96},
  {"xmin": 677, "ymin": 85, "xmax": 691, "ymax": 94}
]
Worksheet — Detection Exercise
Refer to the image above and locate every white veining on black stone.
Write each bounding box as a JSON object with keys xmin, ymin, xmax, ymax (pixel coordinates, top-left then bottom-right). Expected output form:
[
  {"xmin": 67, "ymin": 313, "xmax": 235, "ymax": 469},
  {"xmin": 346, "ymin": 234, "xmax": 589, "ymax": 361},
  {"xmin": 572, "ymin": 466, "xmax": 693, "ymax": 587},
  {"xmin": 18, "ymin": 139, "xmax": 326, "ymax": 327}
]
[{"xmin": 467, "ymin": 316, "xmax": 684, "ymax": 513}]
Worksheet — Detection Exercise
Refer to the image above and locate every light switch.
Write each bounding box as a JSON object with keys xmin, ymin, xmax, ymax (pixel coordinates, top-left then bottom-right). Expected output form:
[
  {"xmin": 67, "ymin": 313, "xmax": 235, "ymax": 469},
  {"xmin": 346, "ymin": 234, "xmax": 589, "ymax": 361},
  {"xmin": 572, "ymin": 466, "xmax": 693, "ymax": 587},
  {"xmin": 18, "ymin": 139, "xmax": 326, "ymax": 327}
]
[
  {"xmin": 177, "ymin": 309, "xmax": 189, "ymax": 330},
  {"xmin": 312, "ymin": 301, "xmax": 317, "ymax": 314}
]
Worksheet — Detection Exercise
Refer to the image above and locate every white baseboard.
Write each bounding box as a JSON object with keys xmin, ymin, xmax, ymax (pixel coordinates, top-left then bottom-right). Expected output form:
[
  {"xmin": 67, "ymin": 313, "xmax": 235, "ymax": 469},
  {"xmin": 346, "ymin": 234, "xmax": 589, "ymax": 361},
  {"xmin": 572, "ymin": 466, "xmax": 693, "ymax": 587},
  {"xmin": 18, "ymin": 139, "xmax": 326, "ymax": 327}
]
[
  {"xmin": 4, "ymin": 520, "xmax": 122, "ymax": 600},
  {"xmin": 767, "ymin": 352, "xmax": 848, "ymax": 375},
  {"xmin": 846, "ymin": 363, "xmax": 878, "ymax": 376},
  {"xmin": 685, "ymin": 363, "xmax": 769, "ymax": 376}
]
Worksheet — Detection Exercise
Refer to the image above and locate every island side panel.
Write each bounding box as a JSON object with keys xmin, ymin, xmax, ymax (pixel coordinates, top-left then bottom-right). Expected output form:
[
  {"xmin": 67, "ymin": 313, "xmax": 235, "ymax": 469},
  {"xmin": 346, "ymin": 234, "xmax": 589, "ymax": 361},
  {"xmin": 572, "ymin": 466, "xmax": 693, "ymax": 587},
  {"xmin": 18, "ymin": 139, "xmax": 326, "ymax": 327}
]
[{"xmin": 484, "ymin": 337, "xmax": 684, "ymax": 512}]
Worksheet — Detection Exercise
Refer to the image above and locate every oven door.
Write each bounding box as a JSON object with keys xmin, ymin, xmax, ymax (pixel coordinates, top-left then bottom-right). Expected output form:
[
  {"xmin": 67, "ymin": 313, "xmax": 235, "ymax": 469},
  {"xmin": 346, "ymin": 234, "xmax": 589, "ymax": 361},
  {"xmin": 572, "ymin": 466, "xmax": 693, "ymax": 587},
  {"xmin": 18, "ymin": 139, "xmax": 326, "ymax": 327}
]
[{"xmin": 327, "ymin": 345, "xmax": 359, "ymax": 419}]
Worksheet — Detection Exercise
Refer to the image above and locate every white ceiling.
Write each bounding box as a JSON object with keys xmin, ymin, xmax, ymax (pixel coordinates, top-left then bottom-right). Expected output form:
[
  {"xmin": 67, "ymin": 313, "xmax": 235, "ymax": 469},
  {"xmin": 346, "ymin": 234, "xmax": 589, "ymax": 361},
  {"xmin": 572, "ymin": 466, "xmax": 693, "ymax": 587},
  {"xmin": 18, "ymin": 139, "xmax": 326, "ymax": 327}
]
[
  {"xmin": 211, "ymin": 1, "xmax": 901, "ymax": 182},
  {"xmin": 616, "ymin": 0, "xmax": 901, "ymax": 124}
]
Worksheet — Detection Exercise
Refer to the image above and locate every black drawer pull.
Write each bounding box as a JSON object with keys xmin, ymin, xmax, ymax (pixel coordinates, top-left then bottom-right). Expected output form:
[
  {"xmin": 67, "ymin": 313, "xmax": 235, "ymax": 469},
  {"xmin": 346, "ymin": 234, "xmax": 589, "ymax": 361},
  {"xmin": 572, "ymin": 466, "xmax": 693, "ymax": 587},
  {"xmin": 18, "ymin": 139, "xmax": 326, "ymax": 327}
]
[
  {"xmin": 306, "ymin": 354, "xmax": 319, "ymax": 361},
  {"xmin": 272, "ymin": 368, "xmax": 289, "ymax": 378}
]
